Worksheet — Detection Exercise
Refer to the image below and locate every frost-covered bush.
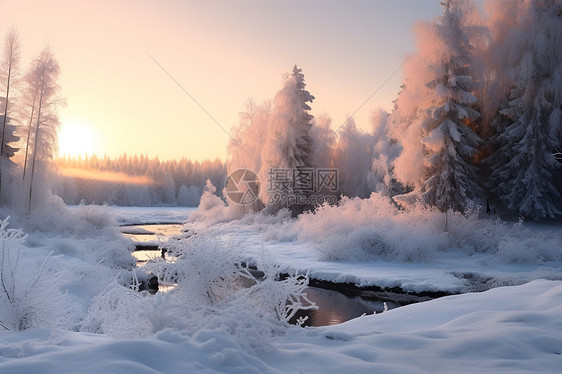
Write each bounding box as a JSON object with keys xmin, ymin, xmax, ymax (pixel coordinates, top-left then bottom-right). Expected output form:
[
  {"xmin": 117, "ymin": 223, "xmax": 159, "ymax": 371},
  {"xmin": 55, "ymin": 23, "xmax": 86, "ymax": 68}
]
[
  {"xmin": 0, "ymin": 218, "xmax": 69, "ymax": 331},
  {"xmin": 83, "ymin": 235, "xmax": 316, "ymax": 352},
  {"xmin": 185, "ymin": 180, "xmax": 241, "ymax": 230},
  {"xmin": 226, "ymin": 208, "xmax": 298, "ymax": 243},
  {"xmin": 239, "ymin": 254, "xmax": 314, "ymax": 324},
  {"xmin": 80, "ymin": 281, "xmax": 190, "ymax": 338},
  {"xmin": 298, "ymin": 194, "xmax": 450, "ymax": 262},
  {"xmin": 297, "ymin": 193, "xmax": 562, "ymax": 263},
  {"xmin": 13, "ymin": 198, "xmax": 136, "ymax": 270},
  {"xmin": 495, "ymin": 222, "xmax": 562, "ymax": 263},
  {"xmin": 72, "ymin": 202, "xmax": 117, "ymax": 232}
]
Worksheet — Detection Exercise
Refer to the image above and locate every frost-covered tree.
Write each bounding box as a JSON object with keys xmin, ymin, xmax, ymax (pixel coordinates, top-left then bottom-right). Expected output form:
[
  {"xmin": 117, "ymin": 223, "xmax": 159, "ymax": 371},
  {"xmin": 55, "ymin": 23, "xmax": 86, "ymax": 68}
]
[
  {"xmin": 0, "ymin": 28, "xmax": 21, "ymax": 204},
  {"xmin": 21, "ymin": 47, "xmax": 63, "ymax": 213},
  {"xmin": 487, "ymin": 0, "xmax": 562, "ymax": 220},
  {"xmin": 261, "ymin": 65, "xmax": 315, "ymax": 214},
  {"xmin": 310, "ymin": 113, "xmax": 335, "ymax": 170},
  {"xmin": 393, "ymin": 0, "xmax": 483, "ymax": 212},
  {"xmin": 368, "ymin": 108, "xmax": 403, "ymax": 196},
  {"xmin": 228, "ymin": 99, "xmax": 271, "ymax": 177},
  {"xmin": 263, "ymin": 65, "xmax": 315, "ymax": 170},
  {"xmin": 225, "ymin": 99, "xmax": 271, "ymax": 213},
  {"xmin": 332, "ymin": 118, "xmax": 375, "ymax": 198},
  {"xmin": 0, "ymin": 114, "xmax": 19, "ymax": 175},
  {"xmin": 227, "ymin": 66, "xmax": 316, "ymax": 214}
]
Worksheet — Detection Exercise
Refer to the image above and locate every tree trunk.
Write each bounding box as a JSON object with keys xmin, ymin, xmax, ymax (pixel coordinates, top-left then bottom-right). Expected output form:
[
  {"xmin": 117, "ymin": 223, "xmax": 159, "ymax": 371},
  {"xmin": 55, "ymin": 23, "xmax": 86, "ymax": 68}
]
[
  {"xmin": 22, "ymin": 88, "xmax": 38, "ymax": 182},
  {"xmin": 28, "ymin": 77, "xmax": 45, "ymax": 214}
]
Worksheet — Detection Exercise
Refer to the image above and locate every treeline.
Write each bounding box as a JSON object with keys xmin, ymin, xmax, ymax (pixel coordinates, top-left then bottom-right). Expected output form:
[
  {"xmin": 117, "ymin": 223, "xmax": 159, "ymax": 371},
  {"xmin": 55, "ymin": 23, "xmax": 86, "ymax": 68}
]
[
  {"xmin": 226, "ymin": 0, "xmax": 562, "ymax": 221},
  {"xmin": 52, "ymin": 154, "xmax": 226, "ymax": 207}
]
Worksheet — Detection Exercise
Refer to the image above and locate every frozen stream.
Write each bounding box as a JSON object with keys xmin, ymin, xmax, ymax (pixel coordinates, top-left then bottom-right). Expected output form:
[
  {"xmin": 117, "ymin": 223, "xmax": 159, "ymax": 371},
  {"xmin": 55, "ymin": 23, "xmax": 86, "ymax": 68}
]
[{"xmin": 120, "ymin": 222, "xmax": 400, "ymax": 326}]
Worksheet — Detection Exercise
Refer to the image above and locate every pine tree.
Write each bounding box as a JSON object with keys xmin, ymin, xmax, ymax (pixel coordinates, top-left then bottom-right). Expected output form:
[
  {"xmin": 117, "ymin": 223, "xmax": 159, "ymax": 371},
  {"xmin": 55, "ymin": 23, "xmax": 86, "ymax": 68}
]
[
  {"xmin": 396, "ymin": 1, "xmax": 483, "ymax": 212},
  {"xmin": 0, "ymin": 114, "xmax": 19, "ymax": 165},
  {"xmin": 258, "ymin": 65, "xmax": 316, "ymax": 214},
  {"xmin": 0, "ymin": 28, "xmax": 21, "ymax": 203},
  {"xmin": 487, "ymin": 1, "xmax": 562, "ymax": 220},
  {"xmin": 264, "ymin": 65, "xmax": 315, "ymax": 170}
]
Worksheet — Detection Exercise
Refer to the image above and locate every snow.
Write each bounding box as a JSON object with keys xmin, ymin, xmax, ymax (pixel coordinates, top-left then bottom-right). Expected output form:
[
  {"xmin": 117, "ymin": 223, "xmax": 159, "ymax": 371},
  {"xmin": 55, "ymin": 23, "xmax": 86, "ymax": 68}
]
[
  {"xmin": 1, "ymin": 280, "xmax": 561, "ymax": 373},
  {"xmin": 182, "ymin": 192, "xmax": 561, "ymax": 294},
  {"xmin": 2, "ymin": 202, "xmax": 562, "ymax": 373},
  {"xmin": 185, "ymin": 217, "xmax": 561, "ymax": 294},
  {"xmin": 79, "ymin": 206, "xmax": 197, "ymax": 226}
]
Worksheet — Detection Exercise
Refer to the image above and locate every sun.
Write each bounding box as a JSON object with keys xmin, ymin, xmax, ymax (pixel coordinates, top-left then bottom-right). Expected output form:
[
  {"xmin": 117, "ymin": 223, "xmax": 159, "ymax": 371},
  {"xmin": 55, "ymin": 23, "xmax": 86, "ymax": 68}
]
[{"xmin": 58, "ymin": 122, "xmax": 99, "ymax": 158}]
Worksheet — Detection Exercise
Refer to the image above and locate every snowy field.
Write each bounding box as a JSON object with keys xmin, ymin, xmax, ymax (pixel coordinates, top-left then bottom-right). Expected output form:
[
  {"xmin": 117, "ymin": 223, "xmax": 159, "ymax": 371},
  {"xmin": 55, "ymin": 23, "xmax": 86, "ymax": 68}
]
[
  {"xmin": 1, "ymin": 202, "xmax": 561, "ymax": 373},
  {"xmin": 0, "ymin": 280, "xmax": 561, "ymax": 373}
]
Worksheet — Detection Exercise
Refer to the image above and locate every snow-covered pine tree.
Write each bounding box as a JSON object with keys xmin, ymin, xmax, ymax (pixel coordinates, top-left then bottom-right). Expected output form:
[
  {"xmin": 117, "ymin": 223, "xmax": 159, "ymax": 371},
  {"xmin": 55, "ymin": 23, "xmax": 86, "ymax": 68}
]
[
  {"xmin": 0, "ymin": 114, "xmax": 19, "ymax": 166},
  {"xmin": 0, "ymin": 28, "xmax": 21, "ymax": 204},
  {"xmin": 261, "ymin": 65, "xmax": 315, "ymax": 214},
  {"xmin": 265, "ymin": 65, "xmax": 315, "ymax": 170},
  {"xmin": 415, "ymin": 1, "xmax": 483, "ymax": 212},
  {"xmin": 487, "ymin": 0, "xmax": 562, "ymax": 220}
]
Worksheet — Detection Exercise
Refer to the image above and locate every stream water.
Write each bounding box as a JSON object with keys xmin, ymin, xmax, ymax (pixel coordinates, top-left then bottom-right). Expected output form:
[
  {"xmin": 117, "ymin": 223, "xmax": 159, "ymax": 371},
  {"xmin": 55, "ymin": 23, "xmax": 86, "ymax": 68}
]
[{"xmin": 122, "ymin": 223, "xmax": 400, "ymax": 327}]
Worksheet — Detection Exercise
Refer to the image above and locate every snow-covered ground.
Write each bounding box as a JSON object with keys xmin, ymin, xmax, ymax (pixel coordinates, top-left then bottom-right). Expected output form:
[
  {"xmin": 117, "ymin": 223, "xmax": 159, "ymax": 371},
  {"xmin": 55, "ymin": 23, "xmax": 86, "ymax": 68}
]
[
  {"xmin": 94, "ymin": 206, "xmax": 196, "ymax": 226},
  {"xmin": 0, "ymin": 280, "xmax": 561, "ymax": 373},
  {"xmin": 180, "ymin": 195, "xmax": 562, "ymax": 294},
  {"xmin": 193, "ymin": 221, "xmax": 562, "ymax": 294},
  {"xmin": 1, "ymin": 201, "xmax": 562, "ymax": 373}
]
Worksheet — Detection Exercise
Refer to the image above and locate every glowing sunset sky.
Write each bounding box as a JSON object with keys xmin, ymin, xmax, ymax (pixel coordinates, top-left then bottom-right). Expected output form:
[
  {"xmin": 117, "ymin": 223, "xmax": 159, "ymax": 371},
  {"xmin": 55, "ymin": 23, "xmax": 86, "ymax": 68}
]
[{"xmin": 1, "ymin": 0, "xmax": 450, "ymax": 161}]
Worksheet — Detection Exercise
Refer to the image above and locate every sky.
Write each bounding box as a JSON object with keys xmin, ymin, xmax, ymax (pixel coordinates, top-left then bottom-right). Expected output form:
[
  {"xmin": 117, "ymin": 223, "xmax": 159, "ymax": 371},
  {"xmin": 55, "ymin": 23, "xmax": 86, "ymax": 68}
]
[{"xmin": 1, "ymin": 0, "xmax": 449, "ymax": 162}]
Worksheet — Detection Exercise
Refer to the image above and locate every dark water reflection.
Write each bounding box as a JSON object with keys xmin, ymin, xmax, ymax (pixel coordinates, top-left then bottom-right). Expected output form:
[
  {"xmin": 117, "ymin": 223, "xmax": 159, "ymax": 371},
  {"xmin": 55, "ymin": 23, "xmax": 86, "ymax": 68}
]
[{"xmin": 292, "ymin": 287, "xmax": 399, "ymax": 327}]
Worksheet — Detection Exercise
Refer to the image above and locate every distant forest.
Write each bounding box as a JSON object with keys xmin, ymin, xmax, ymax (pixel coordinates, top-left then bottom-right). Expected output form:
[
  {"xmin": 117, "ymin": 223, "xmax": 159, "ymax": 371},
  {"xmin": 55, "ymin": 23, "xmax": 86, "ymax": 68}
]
[{"xmin": 52, "ymin": 154, "xmax": 226, "ymax": 206}]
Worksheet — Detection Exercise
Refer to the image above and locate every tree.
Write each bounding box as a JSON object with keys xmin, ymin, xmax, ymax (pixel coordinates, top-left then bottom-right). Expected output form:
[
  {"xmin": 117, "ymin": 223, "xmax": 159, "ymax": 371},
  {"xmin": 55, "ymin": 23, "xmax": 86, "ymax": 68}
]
[
  {"xmin": 332, "ymin": 118, "xmax": 375, "ymax": 198},
  {"xmin": 486, "ymin": 0, "xmax": 562, "ymax": 220},
  {"xmin": 263, "ymin": 65, "xmax": 315, "ymax": 170},
  {"xmin": 0, "ymin": 114, "xmax": 19, "ymax": 171},
  {"xmin": 368, "ymin": 108, "xmax": 403, "ymax": 196},
  {"xmin": 0, "ymin": 28, "xmax": 21, "ymax": 204},
  {"xmin": 22, "ymin": 47, "xmax": 62, "ymax": 213},
  {"xmin": 393, "ymin": 0, "xmax": 483, "ymax": 212},
  {"xmin": 310, "ymin": 113, "xmax": 335, "ymax": 170},
  {"xmin": 228, "ymin": 98, "xmax": 271, "ymax": 177},
  {"xmin": 226, "ymin": 66, "xmax": 316, "ymax": 215},
  {"xmin": 261, "ymin": 65, "xmax": 315, "ymax": 214}
]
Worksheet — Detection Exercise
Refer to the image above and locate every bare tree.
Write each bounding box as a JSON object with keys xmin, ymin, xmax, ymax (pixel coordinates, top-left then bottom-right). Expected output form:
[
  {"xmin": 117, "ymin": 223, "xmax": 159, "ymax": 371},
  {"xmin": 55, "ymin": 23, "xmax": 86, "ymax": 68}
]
[
  {"xmin": 21, "ymin": 47, "xmax": 62, "ymax": 214},
  {"xmin": 0, "ymin": 28, "xmax": 21, "ymax": 203}
]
